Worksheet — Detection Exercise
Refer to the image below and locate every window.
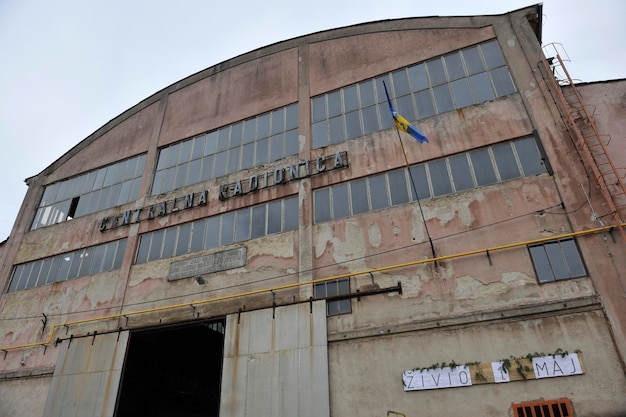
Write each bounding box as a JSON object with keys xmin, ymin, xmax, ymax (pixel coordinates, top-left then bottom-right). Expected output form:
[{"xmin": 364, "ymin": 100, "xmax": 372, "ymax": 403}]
[
  {"xmin": 513, "ymin": 398, "xmax": 573, "ymax": 417},
  {"xmin": 314, "ymin": 278, "xmax": 351, "ymax": 315},
  {"xmin": 7, "ymin": 239, "xmax": 127, "ymax": 292},
  {"xmin": 135, "ymin": 196, "xmax": 299, "ymax": 264},
  {"xmin": 313, "ymin": 136, "xmax": 547, "ymax": 223},
  {"xmin": 152, "ymin": 104, "xmax": 299, "ymax": 195},
  {"xmin": 528, "ymin": 238, "xmax": 586, "ymax": 283},
  {"xmin": 312, "ymin": 39, "xmax": 515, "ymax": 148},
  {"xmin": 32, "ymin": 155, "xmax": 146, "ymax": 230}
]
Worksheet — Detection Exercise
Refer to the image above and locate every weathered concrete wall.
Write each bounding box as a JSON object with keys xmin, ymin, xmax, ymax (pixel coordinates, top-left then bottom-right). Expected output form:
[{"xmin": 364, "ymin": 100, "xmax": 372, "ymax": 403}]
[
  {"xmin": 0, "ymin": 6, "xmax": 624, "ymax": 416},
  {"xmin": 0, "ymin": 376, "xmax": 51, "ymax": 417},
  {"xmin": 575, "ymin": 79, "xmax": 626, "ymax": 216},
  {"xmin": 328, "ymin": 309, "xmax": 626, "ymax": 417}
]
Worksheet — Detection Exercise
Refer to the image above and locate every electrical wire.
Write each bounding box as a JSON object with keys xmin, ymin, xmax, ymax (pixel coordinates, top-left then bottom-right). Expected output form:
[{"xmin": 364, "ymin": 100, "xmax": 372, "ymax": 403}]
[{"xmin": 0, "ymin": 202, "xmax": 572, "ymax": 322}]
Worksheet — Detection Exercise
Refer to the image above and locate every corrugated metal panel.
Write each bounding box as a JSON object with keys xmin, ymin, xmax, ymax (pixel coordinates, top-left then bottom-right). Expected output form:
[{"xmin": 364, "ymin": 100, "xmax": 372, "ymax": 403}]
[
  {"xmin": 220, "ymin": 301, "xmax": 330, "ymax": 417},
  {"xmin": 43, "ymin": 331, "xmax": 129, "ymax": 417}
]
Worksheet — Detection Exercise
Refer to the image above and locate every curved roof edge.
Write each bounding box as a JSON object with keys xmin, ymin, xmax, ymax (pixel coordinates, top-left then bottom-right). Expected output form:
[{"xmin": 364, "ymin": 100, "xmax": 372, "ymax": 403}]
[{"xmin": 27, "ymin": 4, "xmax": 542, "ymax": 184}]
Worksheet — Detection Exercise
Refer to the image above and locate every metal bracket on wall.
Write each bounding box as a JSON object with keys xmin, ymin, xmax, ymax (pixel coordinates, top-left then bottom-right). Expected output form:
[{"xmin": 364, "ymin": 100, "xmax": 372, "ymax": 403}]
[
  {"xmin": 41, "ymin": 313, "xmax": 48, "ymax": 335},
  {"xmin": 608, "ymin": 226, "xmax": 616, "ymax": 243},
  {"xmin": 91, "ymin": 331, "xmax": 97, "ymax": 345},
  {"xmin": 486, "ymin": 249, "xmax": 492, "ymax": 266},
  {"xmin": 271, "ymin": 290, "xmax": 276, "ymax": 319}
]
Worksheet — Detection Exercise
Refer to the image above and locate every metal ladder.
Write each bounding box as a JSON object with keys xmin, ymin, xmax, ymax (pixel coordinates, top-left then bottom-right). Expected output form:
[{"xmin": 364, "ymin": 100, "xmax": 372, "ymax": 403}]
[{"xmin": 540, "ymin": 43, "xmax": 626, "ymax": 241}]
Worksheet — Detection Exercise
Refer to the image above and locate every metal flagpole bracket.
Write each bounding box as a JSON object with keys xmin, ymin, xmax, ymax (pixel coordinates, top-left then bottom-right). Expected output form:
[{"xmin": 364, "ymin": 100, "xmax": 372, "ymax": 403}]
[{"xmin": 41, "ymin": 313, "xmax": 48, "ymax": 335}]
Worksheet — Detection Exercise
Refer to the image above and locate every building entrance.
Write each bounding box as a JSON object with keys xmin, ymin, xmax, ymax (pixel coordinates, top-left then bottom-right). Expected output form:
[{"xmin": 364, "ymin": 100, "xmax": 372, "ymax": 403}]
[{"xmin": 115, "ymin": 320, "xmax": 225, "ymax": 417}]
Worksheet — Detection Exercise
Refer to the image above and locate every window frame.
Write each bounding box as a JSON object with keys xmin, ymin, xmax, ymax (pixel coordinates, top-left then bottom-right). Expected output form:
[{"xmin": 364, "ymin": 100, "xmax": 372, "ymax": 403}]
[
  {"xmin": 313, "ymin": 136, "xmax": 547, "ymax": 224},
  {"xmin": 314, "ymin": 278, "xmax": 352, "ymax": 316},
  {"xmin": 152, "ymin": 103, "xmax": 299, "ymax": 195},
  {"xmin": 311, "ymin": 39, "xmax": 514, "ymax": 149},
  {"xmin": 135, "ymin": 195, "xmax": 299, "ymax": 265},
  {"xmin": 512, "ymin": 398, "xmax": 574, "ymax": 417},
  {"xmin": 528, "ymin": 238, "xmax": 587, "ymax": 283},
  {"xmin": 7, "ymin": 239, "xmax": 128, "ymax": 293}
]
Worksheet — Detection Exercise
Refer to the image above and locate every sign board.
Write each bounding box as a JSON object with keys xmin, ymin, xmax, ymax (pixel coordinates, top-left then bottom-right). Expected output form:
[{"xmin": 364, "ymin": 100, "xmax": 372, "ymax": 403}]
[
  {"xmin": 403, "ymin": 366, "xmax": 472, "ymax": 391},
  {"xmin": 168, "ymin": 247, "xmax": 247, "ymax": 281},
  {"xmin": 403, "ymin": 352, "xmax": 584, "ymax": 391},
  {"xmin": 532, "ymin": 353, "xmax": 583, "ymax": 378}
]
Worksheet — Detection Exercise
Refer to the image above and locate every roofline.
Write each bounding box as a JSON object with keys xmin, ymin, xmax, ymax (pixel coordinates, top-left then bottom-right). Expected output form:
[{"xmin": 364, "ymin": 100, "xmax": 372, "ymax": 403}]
[{"xmin": 26, "ymin": 4, "xmax": 543, "ymax": 184}]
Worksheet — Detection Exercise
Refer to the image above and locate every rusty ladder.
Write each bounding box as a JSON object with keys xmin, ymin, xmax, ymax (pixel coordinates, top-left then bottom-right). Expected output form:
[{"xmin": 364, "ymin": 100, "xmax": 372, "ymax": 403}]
[{"xmin": 540, "ymin": 43, "xmax": 626, "ymax": 242}]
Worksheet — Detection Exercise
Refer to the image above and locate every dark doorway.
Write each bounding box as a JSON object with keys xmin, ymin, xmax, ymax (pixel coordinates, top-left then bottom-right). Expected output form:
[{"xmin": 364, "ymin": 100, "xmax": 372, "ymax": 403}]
[{"xmin": 115, "ymin": 320, "xmax": 225, "ymax": 417}]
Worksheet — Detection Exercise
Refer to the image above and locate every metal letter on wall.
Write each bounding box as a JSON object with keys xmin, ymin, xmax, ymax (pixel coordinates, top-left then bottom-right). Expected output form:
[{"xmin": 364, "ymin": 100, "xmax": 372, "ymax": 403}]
[
  {"xmin": 42, "ymin": 331, "xmax": 130, "ymax": 417},
  {"xmin": 220, "ymin": 301, "xmax": 330, "ymax": 417}
]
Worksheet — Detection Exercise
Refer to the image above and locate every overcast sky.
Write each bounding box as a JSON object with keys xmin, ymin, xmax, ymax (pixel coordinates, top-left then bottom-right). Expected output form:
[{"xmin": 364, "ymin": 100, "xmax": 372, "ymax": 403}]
[{"xmin": 0, "ymin": 0, "xmax": 624, "ymax": 239}]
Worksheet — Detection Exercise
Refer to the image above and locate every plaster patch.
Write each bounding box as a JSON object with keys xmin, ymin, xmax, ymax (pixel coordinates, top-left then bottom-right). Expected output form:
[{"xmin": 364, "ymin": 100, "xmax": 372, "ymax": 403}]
[
  {"xmin": 313, "ymin": 222, "xmax": 367, "ymax": 269},
  {"xmin": 400, "ymin": 274, "xmax": 423, "ymax": 296},
  {"xmin": 248, "ymin": 232, "xmax": 295, "ymax": 258},
  {"xmin": 368, "ymin": 223, "xmax": 382, "ymax": 248},
  {"xmin": 83, "ymin": 274, "xmax": 118, "ymax": 310},
  {"xmin": 314, "ymin": 224, "xmax": 334, "ymax": 258},
  {"xmin": 507, "ymin": 38, "xmax": 516, "ymax": 48},
  {"xmin": 501, "ymin": 272, "xmax": 534, "ymax": 285},
  {"xmin": 411, "ymin": 209, "xmax": 425, "ymax": 242},
  {"xmin": 430, "ymin": 191, "xmax": 481, "ymax": 227},
  {"xmin": 331, "ymin": 222, "xmax": 367, "ymax": 267},
  {"xmin": 455, "ymin": 272, "xmax": 533, "ymax": 299}
]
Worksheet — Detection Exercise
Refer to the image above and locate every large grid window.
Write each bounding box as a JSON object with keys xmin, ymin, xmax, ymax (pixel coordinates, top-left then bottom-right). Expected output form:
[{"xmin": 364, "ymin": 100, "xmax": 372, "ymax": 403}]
[
  {"xmin": 312, "ymin": 40, "xmax": 515, "ymax": 148},
  {"xmin": 152, "ymin": 104, "xmax": 299, "ymax": 195},
  {"xmin": 513, "ymin": 398, "xmax": 574, "ymax": 417},
  {"xmin": 135, "ymin": 196, "xmax": 298, "ymax": 264},
  {"xmin": 528, "ymin": 238, "xmax": 586, "ymax": 283},
  {"xmin": 314, "ymin": 136, "xmax": 545, "ymax": 223},
  {"xmin": 314, "ymin": 278, "xmax": 351, "ymax": 316},
  {"xmin": 31, "ymin": 155, "xmax": 146, "ymax": 230},
  {"xmin": 7, "ymin": 239, "xmax": 127, "ymax": 292}
]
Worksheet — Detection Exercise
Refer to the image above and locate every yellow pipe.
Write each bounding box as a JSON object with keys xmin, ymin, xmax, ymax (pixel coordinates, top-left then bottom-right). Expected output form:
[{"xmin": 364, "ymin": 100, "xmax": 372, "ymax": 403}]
[{"xmin": 2, "ymin": 222, "xmax": 623, "ymax": 352}]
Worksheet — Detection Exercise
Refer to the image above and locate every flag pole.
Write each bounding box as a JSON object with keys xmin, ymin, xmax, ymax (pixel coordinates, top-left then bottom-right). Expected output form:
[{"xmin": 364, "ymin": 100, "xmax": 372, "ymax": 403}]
[
  {"xmin": 382, "ymin": 80, "xmax": 436, "ymax": 261},
  {"xmin": 393, "ymin": 128, "xmax": 437, "ymax": 262}
]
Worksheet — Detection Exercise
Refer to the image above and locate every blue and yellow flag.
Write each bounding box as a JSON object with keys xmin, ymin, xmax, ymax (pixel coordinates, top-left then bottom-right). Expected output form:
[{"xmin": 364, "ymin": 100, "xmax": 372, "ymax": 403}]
[{"xmin": 383, "ymin": 81, "xmax": 429, "ymax": 144}]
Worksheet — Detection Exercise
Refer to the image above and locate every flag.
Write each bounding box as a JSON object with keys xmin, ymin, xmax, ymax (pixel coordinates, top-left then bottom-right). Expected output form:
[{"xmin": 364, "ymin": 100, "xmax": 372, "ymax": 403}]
[{"xmin": 382, "ymin": 81, "xmax": 429, "ymax": 143}]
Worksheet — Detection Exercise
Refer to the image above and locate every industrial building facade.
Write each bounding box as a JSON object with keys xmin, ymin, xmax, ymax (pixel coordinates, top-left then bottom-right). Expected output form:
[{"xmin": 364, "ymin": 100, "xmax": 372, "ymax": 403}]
[{"xmin": 1, "ymin": 4, "xmax": 625, "ymax": 416}]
